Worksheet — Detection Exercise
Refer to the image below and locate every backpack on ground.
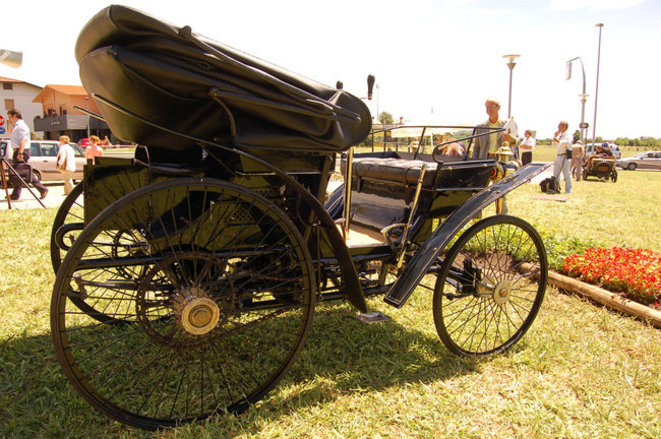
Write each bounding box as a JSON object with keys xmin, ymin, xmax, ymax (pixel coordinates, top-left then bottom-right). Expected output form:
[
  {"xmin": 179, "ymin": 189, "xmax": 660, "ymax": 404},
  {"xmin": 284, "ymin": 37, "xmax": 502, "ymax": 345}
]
[{"xmin": 540, "ymin": 177, "xmax": 559, "ymax": 193}]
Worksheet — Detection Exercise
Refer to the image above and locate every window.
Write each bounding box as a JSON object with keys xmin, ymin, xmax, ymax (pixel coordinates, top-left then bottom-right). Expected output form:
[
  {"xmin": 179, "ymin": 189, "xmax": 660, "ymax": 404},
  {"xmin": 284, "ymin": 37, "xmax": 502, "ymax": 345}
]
[
  {"xmin": 4, "ymin": 99, "xmax": 15, "ymax": 110},
  {"xmin": 2, "ymin": 82, "xmax": 13, "ymax": 90},
  {"xmin": 40, "ymin": 143, "xmax": 59, "ymax": 157}
]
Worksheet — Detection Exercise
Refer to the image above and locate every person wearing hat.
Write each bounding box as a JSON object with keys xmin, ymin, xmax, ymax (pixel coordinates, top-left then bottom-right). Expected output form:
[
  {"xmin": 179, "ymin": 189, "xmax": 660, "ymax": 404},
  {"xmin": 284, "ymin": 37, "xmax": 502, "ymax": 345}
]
[
  {"xmin": 471, "ymin": 98, "xmax": 516, "ymax": 160},
  {"xmin": 570, "ymin": 139, "xmax": 585, "ymax": 181}
]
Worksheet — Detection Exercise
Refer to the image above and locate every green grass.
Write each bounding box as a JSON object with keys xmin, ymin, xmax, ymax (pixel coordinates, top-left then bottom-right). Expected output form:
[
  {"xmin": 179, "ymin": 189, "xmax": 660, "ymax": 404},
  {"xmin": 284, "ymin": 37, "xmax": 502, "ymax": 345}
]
[
  {"xmin": 1, "ymin": 173, "xmax": 660, "ymax": 438},
  {"xmin": 507, "ymin": 165, "xmax": 661, "ymax": 251}
]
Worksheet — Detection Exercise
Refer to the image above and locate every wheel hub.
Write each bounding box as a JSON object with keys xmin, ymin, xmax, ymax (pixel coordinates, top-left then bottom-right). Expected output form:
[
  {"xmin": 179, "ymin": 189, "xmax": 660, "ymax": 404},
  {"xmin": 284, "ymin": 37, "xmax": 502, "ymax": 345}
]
[
  {"xmin": 174, "ymin": 287, "xmax": 221, "ymax": 336},
  {"xmin": 181, "ymin": 297, "xmax": 220, "ymax": 335},
  {"xmin": 493, "ymin": 280, "xmax": 513, "ymax": 305}
]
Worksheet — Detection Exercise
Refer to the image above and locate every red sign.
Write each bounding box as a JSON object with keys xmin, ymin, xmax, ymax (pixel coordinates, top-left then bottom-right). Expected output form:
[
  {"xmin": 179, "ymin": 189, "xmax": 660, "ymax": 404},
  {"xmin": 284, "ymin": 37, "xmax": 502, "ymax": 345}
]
[{"xmin": 0, "ymin": 115, "xmax": 4, "ymax": 126}]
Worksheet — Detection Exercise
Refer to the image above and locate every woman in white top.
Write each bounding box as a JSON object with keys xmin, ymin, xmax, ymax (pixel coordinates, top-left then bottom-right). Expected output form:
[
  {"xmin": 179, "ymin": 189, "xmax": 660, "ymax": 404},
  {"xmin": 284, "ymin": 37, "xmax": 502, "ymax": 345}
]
[
  {"xmin": 57, "ymin": 135, "xmax": 77, "ymax": 195},
  {"xmin": 519, "ymin": 130, "xmax": 536, "ymax": 165}
]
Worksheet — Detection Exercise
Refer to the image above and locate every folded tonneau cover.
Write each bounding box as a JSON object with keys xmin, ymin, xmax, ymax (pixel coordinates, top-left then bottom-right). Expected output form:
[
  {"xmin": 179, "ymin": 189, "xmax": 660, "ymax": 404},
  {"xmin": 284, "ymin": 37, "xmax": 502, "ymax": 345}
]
[{"xmin": 76, "ymin": 5, "xmax": 371, "ymax": 156}]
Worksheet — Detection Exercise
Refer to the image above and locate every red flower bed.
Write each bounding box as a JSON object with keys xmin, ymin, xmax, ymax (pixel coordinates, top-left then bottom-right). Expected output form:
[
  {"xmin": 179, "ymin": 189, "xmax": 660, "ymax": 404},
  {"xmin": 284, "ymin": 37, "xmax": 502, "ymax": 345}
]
[{"xmin": 562, "ymin": 247, "xmax": 661, "ymax": 308}]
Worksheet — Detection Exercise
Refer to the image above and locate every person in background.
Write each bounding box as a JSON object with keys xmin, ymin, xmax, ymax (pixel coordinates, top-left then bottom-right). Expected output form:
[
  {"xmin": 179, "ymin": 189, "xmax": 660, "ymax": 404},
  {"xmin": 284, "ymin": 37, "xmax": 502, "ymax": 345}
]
[
  {"xmin": 519, "ymin": 129, "xmax": 536, "ymax": 165},
  {"xmin": 598, "ymin": 142, "xmax": 614, "ymax": 157},
  {"xmin": 85, "ymin": 135, "xmax": 103, "ymax": 164},
  {"xmin": 439, "ymin": 139, "xmax": 465, "ymax": 157},
  {"xmin": 471, "ymin": 98, "xmax": 516, "ymax": 159},
  {"xmin": 56, "ymin": 135, "xmax": 76, "ymax": 195},
  {"xmin": 6, "ymin": 108, "xmax": 48, "ymax": 200},
  {"xmin": 100, "ymin": 135, "xmax": 111, "ymax": 146},
  {"xmin": 552, "ymin": 120, "xmax": 573, "ymax": 194},
  {"xmin": 570, "ymin": 139, "xmax": 585, "ymax": 181}
]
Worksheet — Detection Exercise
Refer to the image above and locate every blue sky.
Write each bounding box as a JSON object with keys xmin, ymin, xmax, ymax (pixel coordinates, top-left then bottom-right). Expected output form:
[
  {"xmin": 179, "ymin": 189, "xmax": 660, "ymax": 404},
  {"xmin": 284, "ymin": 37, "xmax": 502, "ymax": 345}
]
[{"xmin": 1, "ymin": 0, "xmax": 659, "ymax": 138}]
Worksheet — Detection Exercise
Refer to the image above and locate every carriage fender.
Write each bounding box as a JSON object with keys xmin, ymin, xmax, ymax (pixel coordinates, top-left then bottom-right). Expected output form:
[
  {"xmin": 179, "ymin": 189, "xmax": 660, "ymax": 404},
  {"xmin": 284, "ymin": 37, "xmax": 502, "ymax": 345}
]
[{"xmin": 383, "ymin": 162, "xmax": 550, "ymax": 308}]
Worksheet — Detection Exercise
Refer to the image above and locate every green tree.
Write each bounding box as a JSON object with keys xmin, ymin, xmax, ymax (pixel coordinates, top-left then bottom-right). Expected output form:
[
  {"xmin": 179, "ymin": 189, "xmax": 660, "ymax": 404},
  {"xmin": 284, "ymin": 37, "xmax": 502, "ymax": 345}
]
[{"xmin": 379, "ymin": 111, "xmax": 394, "ymax": 125}]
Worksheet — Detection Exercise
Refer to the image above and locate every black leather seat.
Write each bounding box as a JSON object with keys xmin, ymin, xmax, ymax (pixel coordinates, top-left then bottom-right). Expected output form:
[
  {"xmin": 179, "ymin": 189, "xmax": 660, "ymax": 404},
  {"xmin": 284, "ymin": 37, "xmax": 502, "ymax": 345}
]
[{"xmin": 352, "ymin": 157, "xmax": 438, "ymax": 188}]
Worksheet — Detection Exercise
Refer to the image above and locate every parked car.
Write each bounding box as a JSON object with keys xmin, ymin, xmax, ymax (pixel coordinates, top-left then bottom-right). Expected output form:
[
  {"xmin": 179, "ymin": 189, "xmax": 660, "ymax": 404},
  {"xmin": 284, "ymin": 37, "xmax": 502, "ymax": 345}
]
[
  {"xmin": 617, "ymin": 151, "xmax": 661, "ymax": 171},
  {"xmin": 78, "ymin": 138, "xmax": 90, "ymax": 147},
  {"xmin": 0, "ymin": 139, "xmax": 86, "ymax": 181},
  {"xmin": 585, "ymin": 142, "xmax": 621, "ymax": 159}
]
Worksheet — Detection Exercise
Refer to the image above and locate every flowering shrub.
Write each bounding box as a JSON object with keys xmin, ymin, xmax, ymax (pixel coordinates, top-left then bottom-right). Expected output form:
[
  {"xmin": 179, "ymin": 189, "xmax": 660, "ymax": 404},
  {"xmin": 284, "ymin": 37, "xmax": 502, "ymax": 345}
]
[{"xmin": 562, "ymin": 247, "xmax": 661, "ymax": 307}]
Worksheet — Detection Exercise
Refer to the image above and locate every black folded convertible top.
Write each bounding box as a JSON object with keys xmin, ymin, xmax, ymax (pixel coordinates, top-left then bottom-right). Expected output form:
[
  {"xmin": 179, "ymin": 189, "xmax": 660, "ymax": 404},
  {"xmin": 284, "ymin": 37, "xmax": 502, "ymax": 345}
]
[{"xmin": 76, "ymin": 5, "xmax": 371, "ymax": 155}]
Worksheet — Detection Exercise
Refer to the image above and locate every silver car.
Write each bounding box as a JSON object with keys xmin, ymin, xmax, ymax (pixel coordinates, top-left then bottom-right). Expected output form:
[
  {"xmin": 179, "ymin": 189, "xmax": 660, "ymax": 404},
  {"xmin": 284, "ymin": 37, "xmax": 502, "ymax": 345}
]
[
  {"xmin": 617, "ymin": 151, "xmax": 661, "ymax": 171},
  {"xmin": 0, "ymin": 139, "xmax": 86, "ymax": 181}
]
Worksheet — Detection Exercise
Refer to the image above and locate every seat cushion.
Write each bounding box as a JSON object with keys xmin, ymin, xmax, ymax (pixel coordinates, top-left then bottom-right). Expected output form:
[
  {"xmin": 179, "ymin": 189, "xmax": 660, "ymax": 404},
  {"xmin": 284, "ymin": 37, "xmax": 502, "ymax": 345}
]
[{"xmin": 352, "ymin": 157, "xmax": 438, "ymax": 187}]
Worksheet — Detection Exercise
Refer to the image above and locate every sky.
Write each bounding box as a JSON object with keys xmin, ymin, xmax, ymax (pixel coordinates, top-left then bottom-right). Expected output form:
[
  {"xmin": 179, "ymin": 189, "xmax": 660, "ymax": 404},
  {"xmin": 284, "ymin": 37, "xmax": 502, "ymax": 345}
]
[{"xmin": 1, "ymin": 0, "xmax": 660, "ymax": 139}]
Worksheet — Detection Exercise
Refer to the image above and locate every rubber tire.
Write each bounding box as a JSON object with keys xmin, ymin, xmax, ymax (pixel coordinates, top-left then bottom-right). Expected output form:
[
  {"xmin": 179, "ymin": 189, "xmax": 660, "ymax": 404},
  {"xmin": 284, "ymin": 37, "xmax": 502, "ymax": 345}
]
[
  {"xmin": 627, "ymin": 163, "xmax": 636, "ymax": 171},
  {"xmin": 433, "ymin": 215, "xmax": 547, "ymax": 357}
]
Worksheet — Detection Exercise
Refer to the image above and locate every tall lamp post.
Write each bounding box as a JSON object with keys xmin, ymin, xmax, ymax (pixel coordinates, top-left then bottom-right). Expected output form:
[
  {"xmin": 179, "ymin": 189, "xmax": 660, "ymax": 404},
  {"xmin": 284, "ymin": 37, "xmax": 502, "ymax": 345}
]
[
  {"xmin": 566, "ymin": 57, "xmax": 589, "ymax": 142},
  {"xmin": 503, "ymin": 54, "xmax": 520, "ymax": 118},
  {"xmin": 592, "ymin": 23, "xmax": 604, "ymax": 148},
  {"xmin": 84, "ymin": 96, "xmax": 91, "ymax": 139}
]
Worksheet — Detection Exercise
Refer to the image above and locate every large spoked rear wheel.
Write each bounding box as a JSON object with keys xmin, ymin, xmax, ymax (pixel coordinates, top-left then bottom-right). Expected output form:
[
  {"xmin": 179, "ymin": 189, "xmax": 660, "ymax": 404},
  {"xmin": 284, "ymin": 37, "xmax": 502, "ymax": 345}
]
[
  {"xmin": 51, "ymin": 178, "xmax": 315, "ymax": 430},
  {"xmin": 433, "ymin": 215, "xmax": 547, "ymax": 357}
]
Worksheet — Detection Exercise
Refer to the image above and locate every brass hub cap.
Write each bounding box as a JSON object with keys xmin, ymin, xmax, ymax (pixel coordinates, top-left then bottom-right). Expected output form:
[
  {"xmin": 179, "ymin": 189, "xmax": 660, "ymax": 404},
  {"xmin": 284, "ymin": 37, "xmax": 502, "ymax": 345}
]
[
  {"xmin": 493, "ymin": 280, "xmax": 513, "ymax": 305},
  {"xmin": 179, "ymin": 296, "xmax": 220, "ymax": 335}
]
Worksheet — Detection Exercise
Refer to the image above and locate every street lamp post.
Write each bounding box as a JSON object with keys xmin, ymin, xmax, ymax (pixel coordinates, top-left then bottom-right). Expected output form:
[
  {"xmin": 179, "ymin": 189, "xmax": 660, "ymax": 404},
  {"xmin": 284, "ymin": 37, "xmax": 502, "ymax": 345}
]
[
  {"xmin": 375, "ymin": 84, "xmax": 380, "ymax": 123},
  {"xmin": 503, "ymin": 54, "xmax": 520, "ymax": 118},
  {"xmin": 566, "ymin": 57, "xmax": 589, "ymax": 142},
  {"xmin": 592, "ymin": 23, "xmax": 604, "ymax": 148},
  {"xmin": 84, "ymin": 96, "xmax": 90, "ymax": 139}
]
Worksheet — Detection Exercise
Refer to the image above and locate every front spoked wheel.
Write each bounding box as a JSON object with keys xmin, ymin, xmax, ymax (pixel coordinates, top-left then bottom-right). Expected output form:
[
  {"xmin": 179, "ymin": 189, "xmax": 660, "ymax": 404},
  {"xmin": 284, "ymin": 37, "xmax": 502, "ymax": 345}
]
[
  {"xmin": 433, "ymin": 215, "xmax": 547, "ymax": 357},
  {"xmin": 51, "ymin": 178, "xmax": 315, "ymax": 430}
]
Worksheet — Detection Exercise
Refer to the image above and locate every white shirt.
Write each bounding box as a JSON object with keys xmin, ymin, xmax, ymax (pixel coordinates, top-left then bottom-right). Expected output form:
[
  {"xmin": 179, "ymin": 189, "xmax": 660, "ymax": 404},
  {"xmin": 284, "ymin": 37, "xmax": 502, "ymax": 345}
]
[
  {"xmin": 10, "ymin": 119, "xmax": 30, "ymax": 150},
  {"xmin": 553, "ymin": 130, "xmax": 573, "ymax": 154},
  {"xmin": 520, "ymin": 135, "xmax": 536, "ymax": 151},
  {"xmin": 57, "ymin": 143, "xmax": 77, "ymax": 172}
]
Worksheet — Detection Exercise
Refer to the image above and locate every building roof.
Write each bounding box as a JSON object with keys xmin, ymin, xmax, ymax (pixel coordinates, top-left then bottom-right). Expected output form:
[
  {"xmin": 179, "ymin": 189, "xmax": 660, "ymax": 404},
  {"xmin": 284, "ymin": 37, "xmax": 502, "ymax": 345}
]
[
  {"xmin": 0, "ymin": 75, "xmax": 41, "ymax": 88},
  {"xmin": 33, "ymin": 84, "xmax": 89, "ymax": 103},
  {"xmin": 42, "ymin": 84, "xmax": 88, "ymax": 95}
]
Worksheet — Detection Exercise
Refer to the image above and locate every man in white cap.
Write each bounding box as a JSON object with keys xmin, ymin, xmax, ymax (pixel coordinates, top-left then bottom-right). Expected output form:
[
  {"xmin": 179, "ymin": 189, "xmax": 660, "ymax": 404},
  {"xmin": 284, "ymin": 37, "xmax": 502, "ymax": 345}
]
[{"xmin": 471, "ymin": 98, "xmax": 516, "ymax": 160}]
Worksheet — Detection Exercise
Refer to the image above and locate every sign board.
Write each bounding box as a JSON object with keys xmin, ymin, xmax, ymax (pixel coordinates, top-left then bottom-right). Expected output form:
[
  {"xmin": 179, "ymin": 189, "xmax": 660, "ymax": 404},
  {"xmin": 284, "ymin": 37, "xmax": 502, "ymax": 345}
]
[
  {"xmin": 579, "ymin": 122, "xmax": 589, "ymax": 129},
  {"xmin": 0, "ymin": 127, "xmax": 5, "ymax": 135},
  {"xmin": 0, "ymin": 115, "xmax": 4, "ymax": 126}
]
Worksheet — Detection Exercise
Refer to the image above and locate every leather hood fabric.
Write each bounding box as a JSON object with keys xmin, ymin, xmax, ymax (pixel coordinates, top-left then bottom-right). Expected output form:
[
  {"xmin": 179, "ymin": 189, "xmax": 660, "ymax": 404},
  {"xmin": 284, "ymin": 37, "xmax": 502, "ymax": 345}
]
[{"xmin": 76, "ymin": 5, "xmax": 371, "ymax": 154}]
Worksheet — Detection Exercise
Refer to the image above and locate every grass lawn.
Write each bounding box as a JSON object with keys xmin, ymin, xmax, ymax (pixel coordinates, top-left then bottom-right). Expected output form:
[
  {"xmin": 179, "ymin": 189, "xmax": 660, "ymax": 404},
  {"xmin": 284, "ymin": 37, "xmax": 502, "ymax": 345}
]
[{"xmin": 1, "ymin": 167, "xmax": 660, "ymax": 438}]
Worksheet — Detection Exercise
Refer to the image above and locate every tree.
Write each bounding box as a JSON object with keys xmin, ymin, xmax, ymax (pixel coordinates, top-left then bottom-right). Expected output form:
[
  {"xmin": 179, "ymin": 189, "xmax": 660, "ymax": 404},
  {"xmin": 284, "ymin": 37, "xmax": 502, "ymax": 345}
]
[{"xmin": 378, "ymin": 111, "xmax": 394, "ymax": 125}]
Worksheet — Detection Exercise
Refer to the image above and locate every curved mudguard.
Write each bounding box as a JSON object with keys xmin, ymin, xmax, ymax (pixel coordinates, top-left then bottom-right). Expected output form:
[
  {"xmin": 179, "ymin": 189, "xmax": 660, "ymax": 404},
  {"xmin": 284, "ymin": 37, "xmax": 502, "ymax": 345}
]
[{"xmin": 384, "ymin": 162, "xmax": 551, "ymax": 308}]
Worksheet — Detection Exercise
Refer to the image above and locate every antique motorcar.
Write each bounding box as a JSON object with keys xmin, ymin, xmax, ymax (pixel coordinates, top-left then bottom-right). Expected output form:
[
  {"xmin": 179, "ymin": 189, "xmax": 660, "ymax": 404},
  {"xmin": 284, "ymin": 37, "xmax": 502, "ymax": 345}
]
[
  {"xmin": 49, "ymin": 5, "xmax": 551, "ymax": 430},
  {"xmin": 583, "ymin": 144, "xmax": 618, "ymax": 182}
]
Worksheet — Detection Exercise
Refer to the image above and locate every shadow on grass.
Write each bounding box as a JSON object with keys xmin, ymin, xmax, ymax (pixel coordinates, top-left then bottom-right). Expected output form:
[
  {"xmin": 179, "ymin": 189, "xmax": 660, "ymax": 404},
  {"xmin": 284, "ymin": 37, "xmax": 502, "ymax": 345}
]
[{"xmin": 0, "ymin": 304, "xmax": 504, "ymax": 438}]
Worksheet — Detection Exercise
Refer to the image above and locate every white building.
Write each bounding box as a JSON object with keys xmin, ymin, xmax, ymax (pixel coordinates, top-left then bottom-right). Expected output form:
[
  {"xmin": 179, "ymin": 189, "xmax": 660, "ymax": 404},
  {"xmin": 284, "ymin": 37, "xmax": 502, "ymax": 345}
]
[{"xmin": 1, "ymin": 76, "xmax": 43, "ymax": 137}]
